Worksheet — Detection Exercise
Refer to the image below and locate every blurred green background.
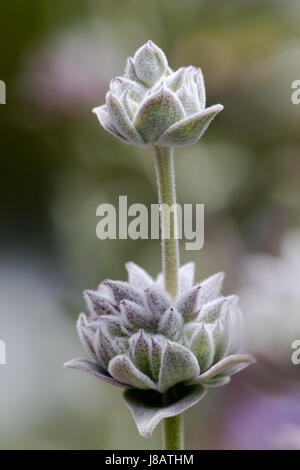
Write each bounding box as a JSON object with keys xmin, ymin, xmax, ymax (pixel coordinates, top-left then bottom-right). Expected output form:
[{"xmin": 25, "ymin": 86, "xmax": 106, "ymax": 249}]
[{"xmin": 1, "ymin": 0, "xmax": 300, "ymax": 449}]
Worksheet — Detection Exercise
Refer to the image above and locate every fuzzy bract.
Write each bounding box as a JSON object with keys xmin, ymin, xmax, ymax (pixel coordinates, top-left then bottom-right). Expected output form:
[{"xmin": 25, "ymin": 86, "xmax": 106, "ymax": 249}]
[
  {"xmin": 65, "ymin": 262, "xmax": 254, "ymax": 437},
  {"xmin": 93, "ymin": 41, "xmax": 223, "ymax": 147}
]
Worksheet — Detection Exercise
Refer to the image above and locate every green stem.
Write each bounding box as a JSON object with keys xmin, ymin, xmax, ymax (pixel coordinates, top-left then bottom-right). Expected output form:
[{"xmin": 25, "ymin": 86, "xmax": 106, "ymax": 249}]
[
  {"xmin": 153, "ymin": 146, "xmax": 179, "ymax": 300},
  {"xmin": 153, "ymin": 145, "xmax": 183, "ymax": 450},
  {"xmin": 163, "ymin": 414, "xmax": 184, "ymax": 450}
]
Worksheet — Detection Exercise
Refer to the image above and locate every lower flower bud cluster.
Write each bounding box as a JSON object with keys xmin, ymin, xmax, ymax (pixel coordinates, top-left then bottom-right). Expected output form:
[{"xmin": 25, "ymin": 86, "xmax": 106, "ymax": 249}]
[{"xmin": 65, "ymin": 262, "xmax": 253, "ymax": 393}]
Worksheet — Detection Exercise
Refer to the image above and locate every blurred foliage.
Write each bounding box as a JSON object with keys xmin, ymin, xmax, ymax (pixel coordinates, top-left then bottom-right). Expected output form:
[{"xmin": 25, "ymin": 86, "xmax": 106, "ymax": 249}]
[{"xmin": 1, "ymin": 0, "xmax": 300, "ymax": 449}]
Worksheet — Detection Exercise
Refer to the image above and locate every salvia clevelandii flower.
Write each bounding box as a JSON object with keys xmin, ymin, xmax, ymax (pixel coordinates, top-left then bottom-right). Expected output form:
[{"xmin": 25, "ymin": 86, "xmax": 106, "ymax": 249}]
[
  {"xmin": 65, "ymin": 262, "xmax": 254, "ymax": 437},
  {"xmin": 92, "ymin": 40, "xmax": 223, "ymax": 147}
]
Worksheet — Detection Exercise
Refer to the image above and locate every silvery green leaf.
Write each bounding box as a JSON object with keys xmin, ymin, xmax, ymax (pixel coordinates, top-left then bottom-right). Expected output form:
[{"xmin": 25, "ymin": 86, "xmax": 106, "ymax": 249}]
[
  {"xmin": 176, "ymin": 285, "xmax": 201, "ymax": 320},
  {"xmin": 165, "ymin": 67, "xmax": 187, "ymax": 92},
  {"xmin": 218, "ymin": 295, "xmax": 244, "ymax": 355},
  {"xmin": 110, "ymin": 77, "xmax": 145, "ymax": 102},
  {"xmin": 76, "ymin": 313, "xmax": 98, "ymax": 361},
  {"xmin": 177, "ymin": 81, "xmax": 200, "ymax": 116},
  {"xmin": 125, "ymin": 262, "xmax": 153, "ymax": 291},
  {"xmin": 189, "ymin": 354, "xmax": 255, "ymax": 384},
  {"xmin": 181, "ymin": 321, "xmax": 199, "ymax": 346},
  {"xmin": 198, "ymin": 297, "xmax": 226, "ymax": 323},
  {"xmin": 194, "ymin": 68, "xmax": 206, "ymax": 109},
  {"xmin": 211, "ymin": 320, "xmax": 227, "ymax": 362},
  {"xmin": 123, "ymin": 57, "xmax": 139, "ymax": 81},
  {"xmin": 149, "ymin": 336, "xmax": 165, "ymax": 382},
  {"xmin": 220, "ymin": 303, "xmax": 235, "ymax": 354},
  {"xmin": 219, "ymin": 358, "xmax": 254, "ymax": 377},
  {"xmin": 158, "ymin": 307, "xmax": 183, "ymax": 339},
  {"xmin": 145, "ymin": 285, "xmax": 171, "ymax": 321},
  {"xmin": 158, "ymin": 341, "xmax": 200, "ymax": 393},
  {"xmin": 176, "ymin": 67, "xmax": 206, "ymax": 111},
  {"xmin": 115, "ymin": 337, "xmax": 130, "ymax": 354},
  {"xmin": 92, "ymin": 105, "xmax": 130, "ymax": 144},
  {"xmin": 84, "ymin": 290, "xmax": 118, "ymax": 317},
  {"xmin": 133, "ymin": 40, "xmax": 168, "ymax": 86},
  {"xmin": 121, "ymin": 91, "xmax": 138, "ymax": 120},
  {"xmin": 97, "ymin": 281, "xmax": 116, "ymax": 300},
  {"xmin": 129, "ymin": 330, "xmax": 152, "ymax": 377},
  {"xmin": 178, "ymin": 262, "xmax": 195, "ymax": 294},
  {"xmin": 157, "ymin": 104, "xmax": 223, "ymax": 146},
  {"xmin": 108, "ymin": 354, "xmax": 157, "ymax": 390},
  {"xmin": 197, "ymin": 272, "xmax": 225, "ymax": 308},
  {"xmin": 123, "ymin": 383, "xmax": 206, "ymax": 438},
  {"xmin": 96, "ymin": 315, "xmax": 124, "ymax": 337},
  {"xmin": 93, "ymin": 326, "xmax": 118, "ymax": 367},
  {"xmin": 202, "ymin": 376, "xmax": 230, "ymax": 388},
  {"xmin": 103, "ymin": 280, "xmax": 145, "ymax": 306},
  {"xmin": 120, "ymin": 299, "xmax": 154, "ymax": 334},
  {"xmin": 64, "ymin": 358, "xmax": 126, "ymax": 388},
  {"xmin": 134, "ymin": 87, "xmax": 185, "ymax": 143},
  {"xmin": 106, "ymin": 92, "xmax": 144, "ymax": 144},
  {"xmin": 189, "ymin": 324, "xmax": 215, "ymax": 372}
]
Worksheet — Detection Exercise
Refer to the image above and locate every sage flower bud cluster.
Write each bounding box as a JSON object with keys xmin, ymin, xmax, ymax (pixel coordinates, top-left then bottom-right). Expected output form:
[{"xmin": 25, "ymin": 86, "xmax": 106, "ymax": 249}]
[
  {"xmin": 65, "ymin": 262, "xmax": 253, "ymax": 437},
  {"xmin": 93, "ymin": 41, "xmax": 223, "ymax": 147}
]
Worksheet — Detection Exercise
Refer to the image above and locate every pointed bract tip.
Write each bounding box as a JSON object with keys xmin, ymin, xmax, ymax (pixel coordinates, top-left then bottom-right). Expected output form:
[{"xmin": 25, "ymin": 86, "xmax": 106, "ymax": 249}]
[
  {"xmin": 216, "ymin": 271, "xmax": 225, "ymax": 280},
  {"xmin": 215, "ymin": 104, "xmax": 224, "ymax": 112},
  {"xmin": 77, "ymin": 312, "xmax": 87, "ymax": 325},
  {"xmin": 63, "ymin": 359, "xmax": 77, "ymax": 369}
]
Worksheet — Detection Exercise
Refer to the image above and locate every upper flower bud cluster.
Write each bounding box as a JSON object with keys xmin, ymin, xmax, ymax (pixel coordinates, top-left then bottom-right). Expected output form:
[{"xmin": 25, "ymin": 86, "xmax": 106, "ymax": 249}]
[{"xmin": 93, "ymin": 41, "xmax": 223, "ymax": 147}]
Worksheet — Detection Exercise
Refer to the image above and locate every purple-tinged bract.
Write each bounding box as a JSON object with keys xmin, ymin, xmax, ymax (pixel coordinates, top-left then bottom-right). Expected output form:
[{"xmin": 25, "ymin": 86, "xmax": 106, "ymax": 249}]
[{"xmin": 65, "ymin": 262, "xmax": 254, "ymax": 437}]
